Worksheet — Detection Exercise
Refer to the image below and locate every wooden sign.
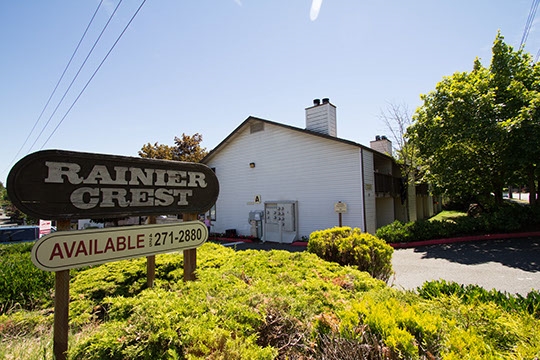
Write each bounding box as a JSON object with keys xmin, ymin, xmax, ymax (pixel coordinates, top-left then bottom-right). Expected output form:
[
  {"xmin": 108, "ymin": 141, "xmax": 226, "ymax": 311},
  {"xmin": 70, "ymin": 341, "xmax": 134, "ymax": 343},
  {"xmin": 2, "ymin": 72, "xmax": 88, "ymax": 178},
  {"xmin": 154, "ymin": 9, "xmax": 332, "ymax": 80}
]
[
  {"xmin": 32, "ymin": 221, "xmax": 207, "ymax": 272},
  {"xmin": 7, "ymin": 150, "xmax": 219, "ymax": 220}
]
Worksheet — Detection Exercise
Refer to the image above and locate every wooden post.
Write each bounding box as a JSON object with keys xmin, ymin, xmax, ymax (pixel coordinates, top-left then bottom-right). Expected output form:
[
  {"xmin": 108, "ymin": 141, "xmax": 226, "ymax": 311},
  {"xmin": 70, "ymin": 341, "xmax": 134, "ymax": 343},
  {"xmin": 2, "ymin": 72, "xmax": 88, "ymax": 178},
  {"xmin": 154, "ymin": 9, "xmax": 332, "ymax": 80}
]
[
  {"xmin": 338, "ymin": 212, "xmax": 342, "ymax": 227},
  {"xmin": 183, "ymin": 213, "xmax": 198, "ymax": 281},
  {"xmin": 147, "ymin": 216, "xmax": 156, "ymax": 288},
  {"xmin": 53, "ymin": 219, "xmax": 71, "ymax": 360}
]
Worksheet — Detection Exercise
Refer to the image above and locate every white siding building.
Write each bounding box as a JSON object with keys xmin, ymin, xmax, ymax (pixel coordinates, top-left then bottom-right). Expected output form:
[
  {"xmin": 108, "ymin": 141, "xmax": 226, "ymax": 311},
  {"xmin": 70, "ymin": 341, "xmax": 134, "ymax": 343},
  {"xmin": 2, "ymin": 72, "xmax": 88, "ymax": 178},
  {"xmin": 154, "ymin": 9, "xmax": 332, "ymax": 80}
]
[{"xmin": 202, "ymin": 99, "xmax": 432, "ymax": 242}]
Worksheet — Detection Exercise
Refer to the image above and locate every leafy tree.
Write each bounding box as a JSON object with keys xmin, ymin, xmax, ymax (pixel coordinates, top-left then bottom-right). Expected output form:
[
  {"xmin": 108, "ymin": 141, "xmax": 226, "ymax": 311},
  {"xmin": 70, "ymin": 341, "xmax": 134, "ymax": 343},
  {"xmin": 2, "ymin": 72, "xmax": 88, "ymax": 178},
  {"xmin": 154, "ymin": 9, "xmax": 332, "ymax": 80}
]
[
  {"xmin": 408, "ymin": 33, "xmax": 540, "ymax": 206},
  {"xmin": 490, "ymin": 36, "xmax": 540, "ymax": 205},
  {"xmin": 138, "ymin": 142, "xmax": 175, "ymax": 160},
  {"xmin": 139, "ymin": 133, "xmax": 208, "ymax": 162}
]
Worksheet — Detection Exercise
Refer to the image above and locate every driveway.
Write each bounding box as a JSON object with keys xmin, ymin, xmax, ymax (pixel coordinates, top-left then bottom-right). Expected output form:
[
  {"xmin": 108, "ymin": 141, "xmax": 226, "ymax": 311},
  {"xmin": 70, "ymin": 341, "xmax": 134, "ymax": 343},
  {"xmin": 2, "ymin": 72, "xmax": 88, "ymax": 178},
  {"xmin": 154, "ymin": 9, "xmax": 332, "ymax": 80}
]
[
  {"xmin": 390, "ymin": 237, "xmax": 540, "ymax": 295},
  {"xmin": 218, "ymin": 237, "xmax": 540, "ymax": 296}
]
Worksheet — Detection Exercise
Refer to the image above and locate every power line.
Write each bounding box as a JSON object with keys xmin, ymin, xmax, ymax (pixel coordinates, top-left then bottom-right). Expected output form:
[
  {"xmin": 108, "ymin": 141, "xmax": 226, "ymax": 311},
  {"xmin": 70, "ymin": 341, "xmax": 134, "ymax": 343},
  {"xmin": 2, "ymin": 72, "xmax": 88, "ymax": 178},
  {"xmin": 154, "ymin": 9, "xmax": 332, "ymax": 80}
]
[
  {"xmin": 520, "ymin": 0, "xmax": 540, "ymax": 48},
  {"xmin": 40, "ymin": 0, "xmax": 148, "ymax": 149},
  {"xmin": 2, "ymin": 0, "xmax": 104, "ymax": 176},
  {"xmin": 29, "ymin": 0, "xmax": 125, "ymax": 152}
]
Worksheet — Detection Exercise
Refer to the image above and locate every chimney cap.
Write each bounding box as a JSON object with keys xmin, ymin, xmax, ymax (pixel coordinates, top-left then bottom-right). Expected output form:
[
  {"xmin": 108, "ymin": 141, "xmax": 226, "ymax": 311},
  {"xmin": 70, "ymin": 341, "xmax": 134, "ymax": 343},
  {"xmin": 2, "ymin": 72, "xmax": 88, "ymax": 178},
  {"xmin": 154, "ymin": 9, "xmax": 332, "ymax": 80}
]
[
  {"xmin": 313, "ymin": 99, "xmax": 321, "ymax": 106},
  {"xmin": 322, "ymin": 98, "xmax": 330, "ymax": 104}
]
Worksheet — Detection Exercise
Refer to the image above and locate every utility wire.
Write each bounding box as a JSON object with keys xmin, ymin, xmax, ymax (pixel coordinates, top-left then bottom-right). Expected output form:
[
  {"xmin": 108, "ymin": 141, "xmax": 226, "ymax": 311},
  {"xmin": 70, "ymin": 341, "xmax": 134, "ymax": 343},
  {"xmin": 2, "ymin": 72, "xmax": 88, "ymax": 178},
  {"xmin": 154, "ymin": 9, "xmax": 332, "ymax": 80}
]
[
  {"xmin": 520, "ymin": 0, "xmax": 539, "ymax": 48},
  {"xmin": 2, "ymin": 0, "xmax": 104, "ymax": 177},
  {"xmin": 40, "ymin": 0, "xmax": 148, "ymax": 149},
  {"xmin": 29, "ymin": 0, "xmax": 125, "ymax": 152}
]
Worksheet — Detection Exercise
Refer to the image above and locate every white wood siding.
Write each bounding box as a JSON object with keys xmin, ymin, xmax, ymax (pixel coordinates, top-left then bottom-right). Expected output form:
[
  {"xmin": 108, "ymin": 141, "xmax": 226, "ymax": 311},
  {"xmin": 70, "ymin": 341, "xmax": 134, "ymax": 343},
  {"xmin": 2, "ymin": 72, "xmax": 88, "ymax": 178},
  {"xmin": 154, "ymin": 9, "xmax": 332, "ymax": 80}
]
[{"xmin": 205, "ymin": 122, "xmax": 365, "ymax": 239}]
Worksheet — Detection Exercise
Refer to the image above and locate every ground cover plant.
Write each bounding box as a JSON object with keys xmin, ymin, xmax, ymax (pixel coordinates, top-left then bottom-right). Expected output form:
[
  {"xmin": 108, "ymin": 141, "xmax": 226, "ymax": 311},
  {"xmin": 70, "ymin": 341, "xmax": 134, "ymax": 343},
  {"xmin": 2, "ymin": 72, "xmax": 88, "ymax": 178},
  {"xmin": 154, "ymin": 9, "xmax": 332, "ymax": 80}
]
[{"xmin": 1, "ymin": 242, "xmax": 539, "ymax": 359}]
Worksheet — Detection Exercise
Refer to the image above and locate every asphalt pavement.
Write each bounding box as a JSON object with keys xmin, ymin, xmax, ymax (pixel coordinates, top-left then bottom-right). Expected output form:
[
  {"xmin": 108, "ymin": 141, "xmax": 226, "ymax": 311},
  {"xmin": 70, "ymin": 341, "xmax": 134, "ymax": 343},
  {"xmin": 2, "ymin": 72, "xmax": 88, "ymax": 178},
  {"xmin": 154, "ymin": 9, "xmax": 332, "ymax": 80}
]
[
  {"xmin": 390, "ymin": 237, "xmax": 540, "ymax": 295},
  {"xmin": 216, "ymin": 236, "xmax": 540, "ymax": 296}
]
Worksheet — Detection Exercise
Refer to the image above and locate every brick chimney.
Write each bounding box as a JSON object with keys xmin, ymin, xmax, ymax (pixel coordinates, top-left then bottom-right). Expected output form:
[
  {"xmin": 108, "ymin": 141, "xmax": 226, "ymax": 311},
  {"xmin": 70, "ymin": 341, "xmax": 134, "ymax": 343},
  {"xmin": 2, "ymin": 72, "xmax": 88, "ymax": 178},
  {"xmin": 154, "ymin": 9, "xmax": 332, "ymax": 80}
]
[{"xmin": 305, "ymin": 98, "xmax": 337, "ymax": 137}]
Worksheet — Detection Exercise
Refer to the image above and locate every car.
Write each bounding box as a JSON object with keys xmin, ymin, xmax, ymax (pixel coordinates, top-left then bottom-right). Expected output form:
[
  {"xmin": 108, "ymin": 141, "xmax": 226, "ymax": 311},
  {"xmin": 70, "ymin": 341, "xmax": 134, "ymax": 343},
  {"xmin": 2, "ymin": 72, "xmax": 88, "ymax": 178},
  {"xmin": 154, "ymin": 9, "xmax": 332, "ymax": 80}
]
[{"xmin": 0, "ymin": 225, "xmax": 40, "ymax": 244}]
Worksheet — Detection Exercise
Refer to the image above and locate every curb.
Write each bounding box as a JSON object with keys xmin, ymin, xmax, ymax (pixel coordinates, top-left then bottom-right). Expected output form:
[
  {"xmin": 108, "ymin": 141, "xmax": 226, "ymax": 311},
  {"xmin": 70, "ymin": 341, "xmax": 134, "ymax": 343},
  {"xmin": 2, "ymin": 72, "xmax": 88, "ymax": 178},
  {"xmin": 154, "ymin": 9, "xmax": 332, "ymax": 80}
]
[
  {"xmin": 210, "ymin": 232, "xmax": 540, "ymax": 250},
  {"xmin": 209, "ymin": 237, "xmax": 308, "ymax": 247},
  {"xmin": 388, "ymin": 231, "xmax": 540, "ymax": 249}
]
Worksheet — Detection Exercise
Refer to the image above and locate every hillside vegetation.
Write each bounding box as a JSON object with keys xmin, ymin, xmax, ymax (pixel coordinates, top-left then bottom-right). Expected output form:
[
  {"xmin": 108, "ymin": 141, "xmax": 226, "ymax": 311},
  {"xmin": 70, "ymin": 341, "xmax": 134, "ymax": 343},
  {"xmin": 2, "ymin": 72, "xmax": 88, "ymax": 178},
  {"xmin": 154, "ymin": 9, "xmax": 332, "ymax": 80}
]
[{"xmin": 1, "ymin": 241, "xmax": 539, "ymax": 359}]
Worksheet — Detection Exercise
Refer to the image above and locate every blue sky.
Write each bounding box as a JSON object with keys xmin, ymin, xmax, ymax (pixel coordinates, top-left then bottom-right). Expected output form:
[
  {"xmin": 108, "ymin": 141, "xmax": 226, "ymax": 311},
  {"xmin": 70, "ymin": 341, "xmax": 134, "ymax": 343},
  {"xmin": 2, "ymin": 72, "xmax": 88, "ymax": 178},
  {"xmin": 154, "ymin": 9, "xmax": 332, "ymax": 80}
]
[{"xmin": 1, "ymin": 1, "xmax": 538, "ymax": 184}]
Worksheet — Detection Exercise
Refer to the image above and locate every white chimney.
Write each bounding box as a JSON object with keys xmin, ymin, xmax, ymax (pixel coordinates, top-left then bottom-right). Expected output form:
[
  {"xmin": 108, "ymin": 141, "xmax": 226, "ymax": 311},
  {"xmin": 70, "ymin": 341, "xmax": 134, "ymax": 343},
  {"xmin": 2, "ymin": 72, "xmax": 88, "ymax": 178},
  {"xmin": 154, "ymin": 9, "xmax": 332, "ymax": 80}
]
[
  {"xmin": 370, "ymin": 135, "xmax": 393, "ymax": 155},
  {"xmin": 305, "ymin": 98, "xmax": 337, "ymax": 137}
]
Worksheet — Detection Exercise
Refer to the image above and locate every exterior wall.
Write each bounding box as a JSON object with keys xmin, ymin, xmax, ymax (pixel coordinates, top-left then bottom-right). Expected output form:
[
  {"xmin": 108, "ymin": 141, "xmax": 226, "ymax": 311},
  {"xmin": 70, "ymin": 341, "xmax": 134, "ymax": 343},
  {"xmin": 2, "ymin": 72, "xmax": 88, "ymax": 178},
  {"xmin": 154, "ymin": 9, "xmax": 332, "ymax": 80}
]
[
  {"xmin": 375, "ymin": 197, "xmax": 395, "ymax": 228},
  {"xmin": 416, "ymin": 195, "xmax": 424, "ymax": 220},
  {"xmin": 416, "ymin": 194, "xmax": 435, "ymax": 220},
  {"xmin": 393, "ymin": 197, "xmax": 408, "ymax": 222},
  {"xmin": 361, "ymin": 150, "xmax": 376, "ymax": 233},
  {"xmin": 204, "ymin": 122, "xmax": 365, "ymax": 239}
]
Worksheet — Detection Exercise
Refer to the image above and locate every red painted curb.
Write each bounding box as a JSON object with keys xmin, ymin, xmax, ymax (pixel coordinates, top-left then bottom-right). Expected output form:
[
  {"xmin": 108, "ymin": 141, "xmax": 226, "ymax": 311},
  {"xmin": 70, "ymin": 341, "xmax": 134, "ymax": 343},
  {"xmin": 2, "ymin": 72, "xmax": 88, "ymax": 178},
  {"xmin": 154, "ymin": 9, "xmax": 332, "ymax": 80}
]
[
  {"xmin": 209, "ymin": 237, "xmax": 308, "ymax": 246},
  {"xmin": 210, "ymin": 232, "xmax": 540, "ymax": 250},
  {"xmin": 389, "ymin": 231, "xmax": 540, "ymax": 249}
]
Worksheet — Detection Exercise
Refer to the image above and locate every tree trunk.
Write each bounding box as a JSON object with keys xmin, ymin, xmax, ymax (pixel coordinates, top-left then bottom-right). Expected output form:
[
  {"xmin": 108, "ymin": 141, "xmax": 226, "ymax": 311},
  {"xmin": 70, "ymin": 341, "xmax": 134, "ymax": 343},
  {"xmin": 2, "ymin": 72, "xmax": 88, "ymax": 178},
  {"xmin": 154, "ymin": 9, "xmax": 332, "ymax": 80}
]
[
  {"xmin": 493, "ymin": 177, "xmax": 504, "ymax": 206},
  {"xmin": 528, "ymin": 166, "xmax": 537, "ymax": 206}
]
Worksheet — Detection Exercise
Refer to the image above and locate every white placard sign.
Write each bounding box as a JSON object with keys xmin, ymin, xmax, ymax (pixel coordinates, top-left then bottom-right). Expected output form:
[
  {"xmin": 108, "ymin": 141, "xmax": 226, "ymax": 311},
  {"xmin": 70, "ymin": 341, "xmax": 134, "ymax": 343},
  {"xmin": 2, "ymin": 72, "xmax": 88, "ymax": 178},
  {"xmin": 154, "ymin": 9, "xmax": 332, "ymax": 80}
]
[{"xmin": 32, "ymin": 221, "xmax": 207, "ymax": 271}]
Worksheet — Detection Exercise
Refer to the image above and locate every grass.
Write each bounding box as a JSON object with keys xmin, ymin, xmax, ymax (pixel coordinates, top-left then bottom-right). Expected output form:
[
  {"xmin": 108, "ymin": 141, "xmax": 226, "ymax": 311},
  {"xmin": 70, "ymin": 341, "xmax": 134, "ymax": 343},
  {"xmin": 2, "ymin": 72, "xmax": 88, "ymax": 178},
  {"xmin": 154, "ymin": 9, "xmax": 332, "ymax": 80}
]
[{"xmin": 428, "ymin": 210, "xmax": 467, "ymax": 222}]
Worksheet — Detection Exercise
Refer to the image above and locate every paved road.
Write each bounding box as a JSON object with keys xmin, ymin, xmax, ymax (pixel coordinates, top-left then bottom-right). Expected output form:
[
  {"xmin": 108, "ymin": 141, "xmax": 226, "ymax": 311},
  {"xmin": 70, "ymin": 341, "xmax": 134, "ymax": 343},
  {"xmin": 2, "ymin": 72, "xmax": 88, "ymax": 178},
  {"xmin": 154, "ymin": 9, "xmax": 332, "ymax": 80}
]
[
  {"xmin": 390, "ymin": 237, "xmax": 540, "ymax": 295},
  {"xmin": 219, "ymin": 237, "xmax": 540, "ymax": 295}
]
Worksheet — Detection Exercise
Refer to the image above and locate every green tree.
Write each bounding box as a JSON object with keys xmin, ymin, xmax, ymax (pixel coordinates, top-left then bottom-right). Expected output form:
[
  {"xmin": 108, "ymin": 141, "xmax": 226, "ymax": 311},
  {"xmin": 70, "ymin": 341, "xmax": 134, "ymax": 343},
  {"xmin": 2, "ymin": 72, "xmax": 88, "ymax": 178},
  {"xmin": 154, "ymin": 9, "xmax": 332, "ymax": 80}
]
[
  {"xmin": 490, "ymin": 35, "xmax": 540, "ymax": 205},
  {"xmin": 408, "ymin": 33, "xmax": 540, "ymax": 206},
  {"xmin": 139, "ymin": 133, "xmax": 208, "ymax": 162}
]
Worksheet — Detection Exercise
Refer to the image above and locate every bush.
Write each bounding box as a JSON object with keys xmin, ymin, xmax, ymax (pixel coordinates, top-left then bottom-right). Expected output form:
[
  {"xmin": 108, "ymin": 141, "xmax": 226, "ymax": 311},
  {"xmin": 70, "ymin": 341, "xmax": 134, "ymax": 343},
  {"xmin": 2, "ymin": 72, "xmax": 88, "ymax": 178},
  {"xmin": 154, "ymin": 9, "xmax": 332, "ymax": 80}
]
[
  {"xmin": 418, "ymin": 280, "xmax": 540, "ymax": 319},
  {"xmin": 3, "ymin": 244, "xmax": 540, "ymax": 359},
  {"xmin": 67, "ymin": 243, "xmax": 385, "ymax": 359},
  {"xmin": 307, "ymin": 227, "xmax": 394, "ymax": 282},
  {"xmin": 0, "ymin": 243, "xmax": 55, "ymax": 314},
  {"xmin": 376, "ymin": 203, "xmax": 540, "ymax": 243}
]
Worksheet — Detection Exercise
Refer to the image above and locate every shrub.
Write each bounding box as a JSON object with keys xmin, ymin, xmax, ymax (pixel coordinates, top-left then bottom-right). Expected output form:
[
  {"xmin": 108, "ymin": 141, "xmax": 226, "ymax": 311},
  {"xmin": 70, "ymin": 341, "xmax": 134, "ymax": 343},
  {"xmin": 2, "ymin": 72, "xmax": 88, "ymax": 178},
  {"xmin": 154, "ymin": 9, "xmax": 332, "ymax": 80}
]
[
  {"xmin": 0, "ymin": 243, "xmax": 55, "ymax": 314},
  {"xmin": 418, "ymin": 280, "xmax": 540, "ymax": 319},
  {"xmin": 376, "ymin": 203, "xmax": 540, "ymax": 243},
  {"xmin": 307, "ymin": 227, "xmax": 394, "ymax": 282}
]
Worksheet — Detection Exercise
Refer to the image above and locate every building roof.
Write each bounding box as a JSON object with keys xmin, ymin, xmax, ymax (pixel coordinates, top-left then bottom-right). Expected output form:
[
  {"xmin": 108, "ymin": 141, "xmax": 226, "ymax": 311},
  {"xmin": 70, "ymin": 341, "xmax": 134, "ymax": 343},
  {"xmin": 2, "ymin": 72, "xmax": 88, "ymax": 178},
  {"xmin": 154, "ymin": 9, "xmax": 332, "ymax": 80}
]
[{"xmin": 202, "ymin": 116, "xmax": 394, "ymax": 163}]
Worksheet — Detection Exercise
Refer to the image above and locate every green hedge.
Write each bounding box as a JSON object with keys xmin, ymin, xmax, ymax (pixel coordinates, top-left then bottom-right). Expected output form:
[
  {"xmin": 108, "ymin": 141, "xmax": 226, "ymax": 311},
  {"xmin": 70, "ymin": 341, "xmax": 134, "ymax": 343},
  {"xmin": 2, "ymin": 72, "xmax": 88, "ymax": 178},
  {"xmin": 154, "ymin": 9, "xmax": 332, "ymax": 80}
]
[
  {"xmin": 376, "ymin": 203, "xmax": 540, "ymax": 243},
  {"xmin": 307, "ymin": 227, "xmax": 394, "ymax": 282}
]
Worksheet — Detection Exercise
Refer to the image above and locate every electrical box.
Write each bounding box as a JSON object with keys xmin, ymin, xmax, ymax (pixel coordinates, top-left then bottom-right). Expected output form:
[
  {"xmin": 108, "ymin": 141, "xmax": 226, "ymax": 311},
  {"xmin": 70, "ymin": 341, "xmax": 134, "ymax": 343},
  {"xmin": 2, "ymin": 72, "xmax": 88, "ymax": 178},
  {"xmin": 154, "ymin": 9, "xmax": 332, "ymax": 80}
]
[
  {"xmin": 248, "ymin": 210, "xmax": 264, "ymax": 239},
  {"xmin": 263, "ymin": 201, "xmax": 298, "ymax": 243}
]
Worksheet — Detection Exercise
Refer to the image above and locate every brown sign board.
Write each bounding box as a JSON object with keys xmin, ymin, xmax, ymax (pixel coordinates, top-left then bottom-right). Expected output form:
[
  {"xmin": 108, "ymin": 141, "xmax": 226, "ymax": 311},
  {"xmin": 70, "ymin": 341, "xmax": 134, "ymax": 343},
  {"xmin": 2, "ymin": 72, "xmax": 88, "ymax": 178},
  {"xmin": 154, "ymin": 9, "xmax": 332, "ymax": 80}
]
[
  {"xmin": 7, "ymin": 150, "xmax": 219, "ymax": 220},
  {"xmin": 32, "ymin": 221, "xmax": 207, "ymax": 271}
]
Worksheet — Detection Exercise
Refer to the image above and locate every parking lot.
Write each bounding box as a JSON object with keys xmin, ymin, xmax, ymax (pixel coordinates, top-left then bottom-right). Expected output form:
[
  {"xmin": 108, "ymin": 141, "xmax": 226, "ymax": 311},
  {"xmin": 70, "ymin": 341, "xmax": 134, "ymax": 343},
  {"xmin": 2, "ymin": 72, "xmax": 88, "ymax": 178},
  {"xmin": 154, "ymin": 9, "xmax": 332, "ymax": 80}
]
[{"xmin": 390, "ymin": 237, "xmax": 540, "ymax": 295}]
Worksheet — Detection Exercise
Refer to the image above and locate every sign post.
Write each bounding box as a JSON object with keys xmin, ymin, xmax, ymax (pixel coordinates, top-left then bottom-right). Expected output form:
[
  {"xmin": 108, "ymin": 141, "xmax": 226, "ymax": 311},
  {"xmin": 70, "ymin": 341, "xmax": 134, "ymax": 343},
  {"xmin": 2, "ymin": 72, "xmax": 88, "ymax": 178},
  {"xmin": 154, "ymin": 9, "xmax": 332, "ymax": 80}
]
[
  {"xmin": 53, "ymin": 219, "xmax": 70, "ymax": 360},
  {"xmin": 147, "ymin": 216, "xmax": 157, "ymax": 288},
  {"xmin": 182, "ymin": 213, "xmax": 198, "ymax": 281},
  {"xmin": 7, "ymin": 150, "xmax": 219, "ymax": 358},
  {"xmin": 334, "ymin": 201, "xmax": 347, "ymax": 227}
]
